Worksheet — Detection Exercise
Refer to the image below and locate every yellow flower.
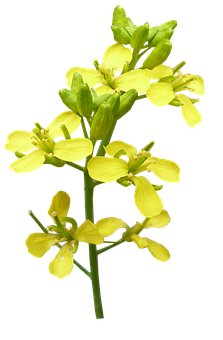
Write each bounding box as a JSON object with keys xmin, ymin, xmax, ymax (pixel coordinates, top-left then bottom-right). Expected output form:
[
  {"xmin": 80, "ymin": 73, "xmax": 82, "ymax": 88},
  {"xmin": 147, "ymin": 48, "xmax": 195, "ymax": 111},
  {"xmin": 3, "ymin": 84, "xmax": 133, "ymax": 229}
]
[
  {"xmin": 87, "ymin": 141, "xmax": 180, "ymax": 217},
  {"xmin": 26, "ymin": 191, "xmax": 104, "ymax": 279},
  {"xmin": 146, "ymin": 68, "xmax": 205, "ymax": 127},
  {"xmin": 96, "ymin": 210, "xmax": 171, "ymax": 262},
  {"xmin": 5, "ymin": 111, "xmax": 93, "ymax": 173},
  {"xmin": 66, "ymin": 43, "xmax": 151, "ymax": 95}
]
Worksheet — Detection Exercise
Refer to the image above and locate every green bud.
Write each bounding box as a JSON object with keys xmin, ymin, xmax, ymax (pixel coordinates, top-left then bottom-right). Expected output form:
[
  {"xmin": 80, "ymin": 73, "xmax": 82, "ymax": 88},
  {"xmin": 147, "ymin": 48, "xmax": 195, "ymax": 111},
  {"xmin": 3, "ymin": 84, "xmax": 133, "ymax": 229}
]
[
  {"xmin": 130, "ymin": 23, "xmax": 150, "ymax": 50},
  {"xmin": 111, "ymin": 25, "xmax": 131, "ymax": 45},
  {"xmin": 143, "ymin": 39, "xmax": 172, "ymax": 69},
  {"xmin": 112, "ymin": 5, "xmax": 127, "ymax": 28},
  {"xmin": 71, "ymin": 73, "xmax": 84, "ymax": 94},
  {"xmin": 90, "ymin": 88, "xmax": 97, "ymax": 99},
  {"xmin": 147, "ymin": 26, "xmax": 159, "ymax": 41},
  {"xmin": 121, "ymin": 61, "xmax": 129, "ymax": 74},
  {"xmin": 90, "ymin": 103, "xmax": 113, "ymax": 141},
  {"xmin": 122, "ymin": 224, "xmax": 141, "ymax": 242},
  {"xmin": 92, "ymin": 93, "xmax": 111, "ymax": 112},
  {"xmin": 149, "ymin": 28, "xmax": 173, "ymax": 48},
  {"xmin": 125, "ymin": 26, "xmax": 136, "ymax": 37},
  {"xmin": 44, "ymin": 154, "xmax": 65, "ymax": 167},
  {"xmin": 59, "ymin": 89, "xmax": 78, "ymax": 114},
  {"xmin": 159, "ymin": 20, "xmax": 177, "ymax": 31},
  {"xmin": 106, "ymin": 93, "xmax": 120, "ymax": 116},
  {"xmin": 126, "ymin": 17, "xmax": 135, "ymax": 28},
  {"xmin": 76, "ymin": 83, "xmax": 93, "ymax": 117},
  {"xmin": 114, "ymin": 89, "xmax": 138, "ymax": 120}
]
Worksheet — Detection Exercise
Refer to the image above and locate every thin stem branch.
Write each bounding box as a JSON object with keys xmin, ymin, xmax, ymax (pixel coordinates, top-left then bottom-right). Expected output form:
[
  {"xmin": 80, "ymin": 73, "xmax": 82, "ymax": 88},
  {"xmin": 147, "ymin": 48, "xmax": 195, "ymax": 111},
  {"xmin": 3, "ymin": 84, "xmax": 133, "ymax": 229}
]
[
  {"xmin": 97, "ymin": 240, "xmax": 124, "ymax": 255},
  {"xmin": 66, "ymin": 162, "xmax": 85, "ymax": 172},
  {"xmin": 81, "ymin": 118, "xmax": 89, "ymax": 139}
]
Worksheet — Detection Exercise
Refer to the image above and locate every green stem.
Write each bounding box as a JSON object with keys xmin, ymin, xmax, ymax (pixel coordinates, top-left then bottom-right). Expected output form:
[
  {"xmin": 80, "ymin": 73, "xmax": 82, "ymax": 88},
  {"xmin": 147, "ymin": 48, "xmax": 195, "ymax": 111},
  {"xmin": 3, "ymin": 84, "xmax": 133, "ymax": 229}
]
[
  {"xmin": 84, "ymin": 155, "xmax": 104, "ymax": 319},
  {"xmin": 128, "ymin": 48, "xmax": 140, "ymax": 71},
  {"xmin": 73, "ymin": 258, "xmax": 91, "ymax": 278},
  {"xmin": 81, "ymin": 118, "xmax": 89, "ymax": 139},
  {"xmin": 66, "ymin": 162, "xmax": 85, "ymax": 172},
  {"xmin": 97, "ymin": 240, "xmax": 124, "ymax": 255},
  {"xmin": 136, "ymin": 94, "xmax": 147, "ymax": 100}
]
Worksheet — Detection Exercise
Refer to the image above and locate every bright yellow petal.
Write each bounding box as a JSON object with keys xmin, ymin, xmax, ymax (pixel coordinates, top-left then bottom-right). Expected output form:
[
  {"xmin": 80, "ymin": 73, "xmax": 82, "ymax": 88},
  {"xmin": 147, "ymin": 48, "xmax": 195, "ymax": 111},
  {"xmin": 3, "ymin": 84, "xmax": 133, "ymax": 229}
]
[
  {"xmin": 73, "ymin": 220, "xmax": 104, "ymax": 244},
  {"xmin": 179, "ymin": 94, "xmax": 202, "ymax": 127},
  {"xmin": 184, "ymin": 74, "xmax": 205, "ymax": 95},
  {"xmin": 95, "ymin": 85, "xmax": 115, "ymax": 95},
  {"xmin": 26, "ymin": 233, "xmax": 61, "ymax": 258},
  {"xmin": 147, "ymin": 65, "xmax": 173, "ymax": 79},
  {"xmin": 146, "ymin": 82, "xmax": 175, "ymax": 106},
  {"xmin": 5, "ymin": 130, "xmax": 35, "ymax": 152},
  {"xmin": 131, "ymin": 176, "xmax": 163, "ymax": 217},
  {"xmin": 104, "ymin": 140, "xmax": 137, "ymax": 164},
  {"xmin": 144, "ymin": 210, "xmax": 170, "ymax": 228},
  {"xmin": 47, "ymin": 111, "xmax": 81, "ymax": 140},
  {"xmin": 115, "ymin": 69, "xmax": 150, "ymax": 93},
  {"xmin": 66, "ymin": 67, "xmax": 102, "ymax": 88},
  {"xmin": 148, "ymin": 157, "xmax": 180, "ymax": 183},
  {"xmin": 96, "ymin": 217, "xmax": 129, "ymax": 237},
  {"xmin": 53, "ymin": 138, "xmax": 93, "ymax": 162},
  {"xmin": 87, "ymin": 156, "xmax": 128, "ymax": 182},
  {"xmin": 10, "ymin": 149, "xmax": 45, "ymax": 173},
  {"xmin": 102, "ymin": 43, "xmax": 132, "ymax": 72},
  {"xmin": 49, "ymin": 242, "xmax": 73, "ymax": 279},
  {"xmin": 48, "ymin": 191, "xmax": 70, "ymax": 220}
]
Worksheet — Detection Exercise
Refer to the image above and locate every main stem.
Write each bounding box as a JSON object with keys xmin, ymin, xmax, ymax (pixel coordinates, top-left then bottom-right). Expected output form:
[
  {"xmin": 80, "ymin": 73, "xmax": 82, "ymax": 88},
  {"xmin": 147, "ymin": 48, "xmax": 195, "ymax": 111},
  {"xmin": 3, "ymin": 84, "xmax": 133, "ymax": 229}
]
[{"xmin": 84, "ymin": 155, "xmax": 104, "ymax": 319}]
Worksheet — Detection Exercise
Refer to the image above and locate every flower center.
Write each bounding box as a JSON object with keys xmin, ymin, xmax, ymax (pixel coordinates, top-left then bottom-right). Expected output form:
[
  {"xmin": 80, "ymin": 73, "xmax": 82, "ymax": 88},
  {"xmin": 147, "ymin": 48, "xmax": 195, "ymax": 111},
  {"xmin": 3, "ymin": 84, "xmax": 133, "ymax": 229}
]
[{"xmin": 31, "ymin": 123, "xmax": 55, "ymax": 154}]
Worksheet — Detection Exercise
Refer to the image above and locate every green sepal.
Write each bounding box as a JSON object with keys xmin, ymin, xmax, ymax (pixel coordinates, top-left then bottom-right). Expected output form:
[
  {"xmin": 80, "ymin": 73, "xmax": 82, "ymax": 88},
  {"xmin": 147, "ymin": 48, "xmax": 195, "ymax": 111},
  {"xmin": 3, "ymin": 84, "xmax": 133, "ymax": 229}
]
[
  {"xmin": 71, "ymin": 73, "xmax": 84, "ymax": 94},
  {"xmin": 113, "ymin": 89, "xmax": 138, "ymax": 120},
  {"xmin": 147, "ymin": 26, "xmax": 159, "ymax": 41},
  {"xmin": 149, "ymin": 28, "xmax": 174, "ymax": 48},
  {"xmin": 111, "ymin": 25, "xmax": 131, "ymax": 45},
  {"xmin": 106, "ymin": 93, "xmax": 120, "ymax": 116},
  {"xmin": 112, "ymin": 5, "xmax": 127, "ymax": 28},
  {"xmin": 44, "ymin": 154, "xmax": 65, "ymax": 167},
  {"xmin": 15, "ymin": 151, "xmax": 25, "ymax": 158},
  {"xmin": 90, "ymin": 88, "xmax": 97, "ymax": 99},
  {"xmin": 169, "ymin": 98, "xmax": 199, "ymax": 107},
  {"xmin": 158, "ymin": 76, "xmax": 177, "ymax": 83},
  {"xmin": 130, "ymin": 23, "xmax": 150, "ymax": 50},
  {"xmin": 159, "ymin": 20, "xmax": 177, "ymax": 31},
  {"xmin": 90, "ymin": 103, "xmax": 113, "ymax": 141},
  {"xmin": 142, "ymin": 39, "xmax": 172, "ymax": 69},
  {"xmin": 116, "ymin": 178, "xmax": 132, "ymax": 187},
  {"xmin": 152, "ymin": 184, "xmax": 163, "ymax": 191},
  {"xmin": 76, "ymin": 83, "xmax": 93, "ymax": 117},
  {"xmin": 93, "ymin": 93, "xmax": 111, "ymax": 112},
  {"xmin": 60, "ymin": 216, "xmax": 78, "ymax": 231},
  {"xmin": 58, "ymin": 89, "xmax": 79, "ymax": 114}
]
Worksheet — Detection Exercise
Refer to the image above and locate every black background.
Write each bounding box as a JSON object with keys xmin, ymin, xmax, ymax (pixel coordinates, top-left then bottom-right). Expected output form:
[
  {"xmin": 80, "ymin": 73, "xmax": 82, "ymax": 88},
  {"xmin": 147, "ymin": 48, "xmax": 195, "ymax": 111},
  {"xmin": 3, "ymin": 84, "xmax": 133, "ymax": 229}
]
[{"xmin": 1, "ymin": 2, "xmax": 207, "ymax": 321}]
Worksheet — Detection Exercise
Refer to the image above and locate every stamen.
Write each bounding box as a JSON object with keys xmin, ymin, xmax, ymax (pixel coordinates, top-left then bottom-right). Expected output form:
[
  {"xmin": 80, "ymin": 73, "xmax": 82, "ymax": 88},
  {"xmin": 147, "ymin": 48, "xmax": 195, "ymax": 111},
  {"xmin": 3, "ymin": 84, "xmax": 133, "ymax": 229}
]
[
  {"xmin": 51, "ymin": 211, "xmax": 57, "ymax": 217},
  {"xmin": 48, "ymin": 153, "xmax": 54, "ymax": 158},
  {"xmin": 70, "ymin": 240, "xmax": 77, "ymax": 245},
  {"xmin": 52, "ymin": 240, "xmax": 59, "ymax": 246},
  {"xmin": 31, "ymin": 140, "xmax": 38, "ymax": 146},
  {"xmin": 136, "ymin": 221, "xmax": 142, "ymax": 226},
  {"xmin": 128, "ymin": 173, "xmax": 133, "ymax": 178},
  {"xmin": 28, "ymin": 210, "xmax": 32, "ymax": 215},
  {"xmin": 59, "ymin": 237, "xmax": 67, "ymax": 242},
  {"xmin": 134, "ymin": 155, "xmax": 138, "ymax": 161},
  {"xmin": 146, "ymin": 167, "xmax": 152, "ymax": 172}
]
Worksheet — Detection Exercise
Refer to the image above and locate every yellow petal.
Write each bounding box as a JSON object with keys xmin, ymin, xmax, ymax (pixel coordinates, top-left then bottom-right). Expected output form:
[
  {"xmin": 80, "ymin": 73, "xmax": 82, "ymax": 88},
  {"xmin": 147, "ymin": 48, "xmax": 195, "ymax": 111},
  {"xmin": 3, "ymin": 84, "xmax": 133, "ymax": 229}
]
[
  {"xmin": 96, "ymin": 217, "xmax": 129, "ymax": 237},
  {"xmin": 53, "ymin": 138, "xmax": 93, "ymax": 162},
  {"xmin": 102, "ymin": 43, "xmax": 132, "ymax": 72},
  {"xmin": 87, "ymin": 156, "xmax": 128, "ymax": 182},
  {"xmin": 146, "ymin": 82, "xmax": 175, "ymax": 106},
  {"xmin": 47, "ymin": 111, "xmax": 81, "ymax": 140},
  {"xmin": 147, "ymin": 65, "xmax": 173, "ymax": 79},
  {"xmin": 95, "ymin": 85, "xmax": 115, "ymax": 95},
  {"xmin": 26, "ymin": 233, "xmax": 61, "ymax": 258},
  {"xmin": 179, "ymin": 94, "xmax": 202, "ymax": 127},
  {"xmin": 48, "ymin": 191, "xmax": 70, "ymax": 220},
  {"xmin": 131, "ymin": 176, "xmax": 163, "ymax": 217},
  {"xmin": 5, "ymin": 130, "xmax": 35, "ymax": 152},
  {"xmin": 115, "ymin": 69, "xmax": 150, "ymax": 93},
  {"xmin": 144, "ymin": 210, "xmax": 170, "ymax": 228},
  {"xmin": 184, "ymin": 74, "xmax": 205, "ymax": 95},
  {"xmin": 10, "ymin": 149, "xmax": 45, "ymax": 173},
  {"xmin": 66, "ymin": 67, "xmax": 102, "ymax": 88},
  {"xmin": 104, "ymin": 140, "xmax": 137, "ymax": 164},
  {"xmin": 73, "ymin": 220, "xmax": 104, "ymax": 244},
  {"xmin": 149, "ymin": 157, "xmax": 180, "ymax": 183},
  {"xmin": 49, "ymin": 242, "xmax": 73, "ymax": 279}
]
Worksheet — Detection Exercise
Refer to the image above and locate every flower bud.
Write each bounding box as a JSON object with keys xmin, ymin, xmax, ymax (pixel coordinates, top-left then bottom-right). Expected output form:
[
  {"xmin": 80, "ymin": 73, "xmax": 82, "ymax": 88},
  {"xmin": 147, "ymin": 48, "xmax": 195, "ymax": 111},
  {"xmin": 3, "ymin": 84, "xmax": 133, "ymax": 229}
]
[
  {"xmin": 113, "ymin": 89, "xmax": 138, "ymax": 120},
  {"xmin": 143, "ymin": 39, "xmax": 172, "ymax": 69},
  {"xmin": 112, "ymin": 5, "xmax": 127, "ymax": 28},
  {"xmin": 106, "ymin": 93, "xmax": 120, "ymax": 116},
  {"xmin": 158, "ymin": 20, "xmax": 177, "ymax": 31},
  {"xmin": 130, "ymin": 23, "xmax": 150, "ymax": 50},
  {"xmin": 58, "ymin": 89, "xmax": 79, "ymax": 114},
  {"xmin": 149, "ymin": 28, "xmax": 173, "ymax": 48},
  {"xmin": 126, "ymin": 17, "xmax": 135, "ymax": 28},
  {"xmin": 71, "ymin": 73, "xmax": 84, "ymax": 94},
  {"xmin": 92, "ymin": 93, "xmax": 111, "ymax": 112},
  {"xmin": 76, "ymin": 83, "xmax": 93, "ymax": 117},
  {"xmin": 90, "ymin": 103, "xmax": 113, "ymax": 141},
  {"xmin": 111, "ymin": 25, "xmax": 131, "ymax": 45},
  {"xmin": 147, "ymin": 26, "xmax": 159, "ymax": 42}
]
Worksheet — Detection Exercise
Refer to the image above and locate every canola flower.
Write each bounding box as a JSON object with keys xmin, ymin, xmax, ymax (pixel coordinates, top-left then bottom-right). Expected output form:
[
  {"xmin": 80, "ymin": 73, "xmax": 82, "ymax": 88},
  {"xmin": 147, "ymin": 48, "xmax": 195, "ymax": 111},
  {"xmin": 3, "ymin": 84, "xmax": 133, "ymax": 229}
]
[
  {"xmin": 146, "ymin": 68, "xmax": 205, "ymax": 127},
  {"xmin": 87, "ymin": 140, "xmax": 180, "ymax": 217},
  {"xmin": 66, "ymin": 43, "xmax": 152, "ymax": 95},
  {"xmin": 5, "ymin": 111, "xmax": 93, "ymax": 173},
  {"xmin": 96, "ymin": 210, "xmax": 171, "ymax": 262},
  {"xmin": 26, "ymin": 191, "xmax": 104, "ymax": 279}
]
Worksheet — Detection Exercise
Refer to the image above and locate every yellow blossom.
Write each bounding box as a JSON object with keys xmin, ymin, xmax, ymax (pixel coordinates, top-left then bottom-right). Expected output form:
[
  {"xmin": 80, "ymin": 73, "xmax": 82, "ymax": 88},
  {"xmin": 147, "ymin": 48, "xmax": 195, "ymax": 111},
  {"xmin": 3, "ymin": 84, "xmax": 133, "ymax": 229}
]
[
  {"xmin": 66, "ymin": 43, "xmax": 151, "ymax": 95},
  {"xmin": 5, "ymin": 111, "xmax": 93, "ymax": 173},
  {"xmin": 146, "ymin": 68, "xmax": 205, "ymax": 127},
  {"xmin": 26, "ymin": 191, "xmax": 104, "ymax": 279},
  {"xmin": 87, "ymin": 141, "xmax": 180, "ymax": 217}
]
